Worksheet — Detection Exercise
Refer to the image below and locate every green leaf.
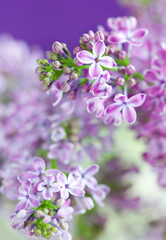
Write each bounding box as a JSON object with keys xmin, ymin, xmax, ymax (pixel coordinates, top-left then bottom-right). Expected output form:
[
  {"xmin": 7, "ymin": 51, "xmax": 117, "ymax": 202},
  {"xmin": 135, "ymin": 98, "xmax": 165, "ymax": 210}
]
[
  {"xmin": 79, "ymin": 78, "xmax": 88, "ymax": 86},
  {"xmin": 115, "ymin": 56, "xmax": 130, "ymax": 66},
  {"xmin": 130, "ymin": 72, "xmax": 145, "ymax": 80}
]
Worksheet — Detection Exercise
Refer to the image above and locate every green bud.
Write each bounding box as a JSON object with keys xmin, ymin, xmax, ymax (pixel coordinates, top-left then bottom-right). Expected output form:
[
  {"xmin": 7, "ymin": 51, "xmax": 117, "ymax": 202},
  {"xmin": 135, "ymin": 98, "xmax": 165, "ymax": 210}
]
[
  {"xmin": 45, "ymin": 232, "xmax": 52, "ymax": 239},
  {"xmin": 42, "ymin": 230, "xmax": 48, "ymax": 238},
  {"xmin": 51, "ymin": 226, "xmax": 58, "ymax": 233},
  {"xmin": 39, "ymin": 73, "xmax": 45, "ymax": 81},
  {"xmin": 47, "ymin": 70, "xmax": 54, "ymax": 78},
  {"xmin": 34, "ymin": 228, "xmax": 41, "ymax": 236},
  {"xmin": 44, "ymin": 77, "xmax": 50, "ymax": 86},
  {"xmin": 46, "ymin": 223, "xmax": 52, "ymax": 230},
  {"xmin": 48, "ymin": 210, "xmax": 54, "ymax": 217},
  {"xmin": 43, "ymin": 208, "xmax": 49, "ymax": 214}
]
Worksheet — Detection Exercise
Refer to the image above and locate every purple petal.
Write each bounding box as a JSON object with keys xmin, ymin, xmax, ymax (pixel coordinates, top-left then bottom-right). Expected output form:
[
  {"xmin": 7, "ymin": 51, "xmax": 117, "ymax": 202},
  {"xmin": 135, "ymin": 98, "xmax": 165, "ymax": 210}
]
[
  {"xmin": 57, "ymin": 206, "xmax": 73, "ymax": 218},
  {"xmin": 19, "ymin": 171, "xmax": 36, "ymax": 182},
  {"xmin": 130, "ymin": 28, "xmax": 148, "ymax": 40},
  {"xmin": 68, "ymin": 173, "xmax": 77, "ymax": 185},
  {"xmin": 114, "ymin": 94, "xmax": 127, "ymax": 103},
  {"xmin": 122, "ymin": 105, "xmax": 136, "ymax": 124},
  {"xmin": 60, "ymin": 231, "xmax": 72, "ymax": 240},
  {"xmin": 93, "ymin": 40, "xmax": 105, "ymax": 58},
  {"xmin": 105, "ymin": 103, "xmax": 123, "ymax": 115},
  {"xmin": 51, "ymin": 182, "xmax": 60, "ymax": 192},
  {"xmin": 15, "ymin": 200, "xmax": 27, "ymax": 212},
  {"xmin": 89, "ymin": 62, "xmax": 103, "ymax": 78},
  {"xmin": 128, "ymin": 93, "xmax": 146, "ymax": 107},
  {"xmin": 22, "ymin": 179, "xmax": 31, "ymax": 193},
  {"xmin": 77, "ymin": 50, "xmax": 94, "ymax": 64},
  {"xmin": 84, "ymin": 165, "xmax": 99, "ymax": 177},
  {"xmin": 68, "ymin": 186, "xmax": 85, "ymax": 197},
  {"xmin": 86, "ymin": 97, "xmax": 98, "ymax": 113},
  {"xmin": 99, "ymin": 56, "xmax": 116, "ymax": 69},
  {"xmin": 45, "ymin": 169, "xmax": 60, "ymax": 181},
  {"xmin": 44, "ymin": 174, "xmax": 55, "ymax": 185},
  {"xmin": 144, "ymin": 69, "xmax": 159, "ymax": 83},
  {"xmin": 95, "ymin": 100, "xmax": 104, "ymax": 118},
  {"xmin": 60, "ymin": 188, "xmax": 69, "ymax": 199},
  {"xmin": 43, "ymin": 189, "xmax": 53, "ymax": 200},
  {"xmin": 107, "ymin": 33, "xmax": 126, "ymax": 44},
  {"xmin": 30, "ymin": 197, "xmax": 40, "ymax": 208},
  {"xmin": 37, "ymin": 182, "xmax": 44, "ymax": 191},
  {"xmin": 85, "ymin": 177, "xmax": 98, "ymax": 189},
  {"xmin": 57, "ymin": 172, "xmax": 67, "ymax": 185},
  {"xmin": 33, "ymin": 157, "xmax": 45, "ymax": 173}
]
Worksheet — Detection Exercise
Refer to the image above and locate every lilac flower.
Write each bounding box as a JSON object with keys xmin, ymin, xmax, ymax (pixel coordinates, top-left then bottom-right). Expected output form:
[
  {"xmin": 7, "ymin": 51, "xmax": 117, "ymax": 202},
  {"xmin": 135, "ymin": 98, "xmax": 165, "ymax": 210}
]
[
  {"xmin": 90, "ymin": 184, "xmax": 110, "ymax": 206},
  {"xmin": 57, "ymin": 199, "xmax": 73, "ymax": 219},
  {"xmin": 15, "ymin": 179, "xmax": 40, "ymax": 211},
  {"xmin": 19, "ymin": 157, "xmax": 59, "ymax": 191},
  {"xmin": 86, "ymin": 97, "xmax": 105, "ymax": 118},
  {"xmin": 57, "ymin": 172, "xmax": 85, "ymax": 199},
  {"xmin": 77, "ymin": 40, "xmax": 116, "ymax": 78},
  {"xmin": 37, "ymin": 174, "xmax": 60, "ymax": 200},
  {"xmin": 105, "ymin": 93, "xmax": 146, "ymax": 124},
  {"xmin": 71, "ymin": 164, "xmax": 99, "ymax": 189},
  {"xmin": 107, "ymin": 17, "xmax": 148, "ymax": 47}
]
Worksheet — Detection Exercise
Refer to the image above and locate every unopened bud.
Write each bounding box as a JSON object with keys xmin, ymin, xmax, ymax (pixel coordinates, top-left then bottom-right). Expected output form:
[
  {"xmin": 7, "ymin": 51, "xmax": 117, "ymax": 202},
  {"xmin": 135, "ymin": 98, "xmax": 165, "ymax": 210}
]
[
  {"xmin": 52, "ymin": 61, "xmax": 61, "ymax": 69},
  {"xmin": 17, "ymin": 209, "xmax": 27, "ymax": 219},
  {"xmin": 69, "ymin": 72, "xmax": 78, "ymax": 81},
  {"xmin": 108, "ymin": 45, "xmax": 117, "ymax": 55},
  {"xmin": 43, "ymin": 215, "xmax": 52, "ymax": 224},
  {"xmin": 94, "ymin": 31, "xmax": 105, "ymax": 41},
  {"xmin": 41, "ymin": 83, "xmax": 49, "ymax": 92},
  {"xmin": 61, "ymin": 82, "xmax": 70, "ymax": 92},
  {"xmin": 128, "ymin": 78, "xmax": 136, "ymax": 87},
  {"xmin": 56, "ymin": 199, "xmax": 65, "ymax": 207},
  {"xmin": 86, "ymin": 40, "xmax": 94, "ymax": 50},
  {"xmin": 74, "ymin": 57, "xmax": 82, "ymax": 66},
  {"xmin": 118, "ymin": 66, "xmax": 126, "ymax": 75},
  {"xmin": 68, "ymin": 91, "xmax": 77, "ymax": 100},
  {"xmin": 115, "ymin": 76, "xmax": 125, "ymax": 87},
  {"xmin": 44, "ymin": 77, "xmax": 50, "ymax": 86},
  {"xmin": 34, "ymin": 228, "xmax": 41, "ymax": 237},
  {"xmin": 81, "ymin": 83, "xmax": 90, "ymax": 93},
  {"xmin": 35, "ymin": 210, "xmax": 45, "ymax": 218},
  {"xmin": 52, "ymin": 41, "xmax": 63, "ymax": 54},
  {"xmin": 51, "ymin": 226, "xmax": 58, "ymax": 233},
  {"xmin": 63, "ymin": 66, "xmax": 71, "ymax": 74},
  {"xmin": 73, "ymin": 46, "xmax": 82, "ymax": 55},
  {"xmin": 125, "ymin": 64, "xmax": 136, "ymax": 76},
  {"xmin": 88, "ymin": 30, "xmax": 95, "ymax": 39},
  {"xmin": 47, "ymin": 70, "xmax": 54, "ymax": 78},
  {"xmin": 60, "ymin": 222, "xmax": 69, "ymax": 231},
  {"xmin": 48, "ymin": 210, "xmax": 54, "ymax": 217},
  {"xmin": 116, "ymin": 50, "xmax": 127, "ymax": 60},
  {"xmin": 81, "ymin": 33, "xmax": 90, "ymax": 43},
  {"xmin": 37, "ymin": 58, "xmax": 49, "ymax": 65},
  {"xmin": 104, "ymin": 46, "xmax": 109, "ymax": 55}
]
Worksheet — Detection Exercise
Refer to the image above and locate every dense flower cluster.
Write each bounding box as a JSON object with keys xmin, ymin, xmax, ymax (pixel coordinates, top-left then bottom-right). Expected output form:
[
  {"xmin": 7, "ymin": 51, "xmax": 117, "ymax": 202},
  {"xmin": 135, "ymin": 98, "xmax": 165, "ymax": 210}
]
[{"xmin": 1, "ymin": 5, "xmax": 166, "ymax": 240}]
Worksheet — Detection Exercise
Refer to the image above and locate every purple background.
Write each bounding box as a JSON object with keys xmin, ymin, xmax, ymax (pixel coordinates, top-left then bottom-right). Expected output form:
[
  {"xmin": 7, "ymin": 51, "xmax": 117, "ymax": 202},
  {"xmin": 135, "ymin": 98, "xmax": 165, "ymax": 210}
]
[{"xmin": 0, "ymin": 0, "xmax": 126, "ymax": 51}]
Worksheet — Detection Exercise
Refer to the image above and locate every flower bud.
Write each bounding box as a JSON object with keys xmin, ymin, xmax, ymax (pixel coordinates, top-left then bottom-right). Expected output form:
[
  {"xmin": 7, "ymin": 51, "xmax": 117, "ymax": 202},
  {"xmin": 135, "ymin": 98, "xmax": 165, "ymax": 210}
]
[
  {"xmin": 51, "ymin": 226, "xmax": 58, "ymax": 233},
  {"xmin": 118, "ymin": 66, "xmax": 125, "ymax": 75},
  {"xmin": 52, "ymin": 61, "xmax": 61, "ymax": 69},
  {"xmin": 115, "ymin": 76, "xmax": 125, "ymax": 87},
  {"xmin": 61, "ymin": 82, "xmax": 70, "ymax": 92},
  {"xmin": 83, "ymin": 197, "xmax": 94, "ymax": 210},
  {"xmin": 125, "ymin": 64, "xmax": 136, "ymax": 75},
  {"xmin": 74, "ymin": 57, "xmax": 82, "ymax": 66},
  {"xmin": 48, "ymin": 210, "xmax": 55, "ymax": 217},
  {"xmin": 81, "ymin": 33, "xmax": 90, "ymax": 43},
  {"xmin": 73, "ymin": 46, "xmax": 82, "ymax": 55},
  {"xmin": 43, "ymin": 215, "xmax": 52, "ymax": 224},
  {"xmin": 116, "ymin": 50, "xmax": 127, "ymax": 60},
  {"xmin": 37, "ymin": 58, "xmax": 49, "ymax": 65},
  {"xmin": 39, "ymin": 73, "xmax": 45, "ymax": 81},
  {"xmin": 35, "ymin": 210, "xmax": 45, "ymax": 218},
  {"xmin": 94, "ymin": 31, "xmax": 105, "ymax": 41},
  {"xmin": 81, "ymin": 83, "xmax": 90, "ymax": 93},
  {"xmin": 69, "ymin": 72, "xmax": 78, "ymax": 81},
  {"xmin": 34, "ymin": 228, "xmax": 41, "ymax": 237},
  {"xmin": 68, "ymin": 91, "xmax": 77, "ymax": 100},
  {"xmin": 17, "ymin": 209, "xmax": 27, "ymax": 218},
  {"xmin": 108, "ymin": 45, "xmax": 117, "ymax": 55},
  {"xmin": 63, "ymin": 66, "xmax": 71, "ymax": 74},
  {"xmin": 104, "ymin": 46, "xmax": 109, "ymax": 55},
  {"xmin": 44, "ymin": 77, "xmax": 50, "ymax": 86},
  {"xmin": 41, "ymin": 83, "xmax": 49, "ymax": 92},
  {"xmin": 128, "ymin": 78, "xmax": 136, "ymax": 87},
  {"xmin": 43, "ymin": 208, "xmax": 49, "ymax": 214},
  {"xmin": 56, "ymin": 199, "xmax": 65, "ymax": 207},
  {"xmin": 60, "ymin": 222, "xmax": 69, "ymax": 231},
  {"xmin": 52, "ymin": 41, "xmax": 63, "ymax": 54},
  {"xmin": 88, "ymin": 30, "xmax": 95, "ymax": 39},
  {"xmin": 47, "ymin": 70, "xmax": 54, "ymax": 78},
  {"xmin": 86, "ymin": 40, "xmax": 94, "ymax": 50}
]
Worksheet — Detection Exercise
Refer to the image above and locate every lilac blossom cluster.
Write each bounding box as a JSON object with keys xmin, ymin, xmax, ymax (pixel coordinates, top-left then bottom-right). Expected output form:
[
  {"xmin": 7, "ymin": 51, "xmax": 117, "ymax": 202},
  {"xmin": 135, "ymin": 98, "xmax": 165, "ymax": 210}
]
[{"xmin": 36, "ymin": 16, "xmax": 148, "ymax": 125}]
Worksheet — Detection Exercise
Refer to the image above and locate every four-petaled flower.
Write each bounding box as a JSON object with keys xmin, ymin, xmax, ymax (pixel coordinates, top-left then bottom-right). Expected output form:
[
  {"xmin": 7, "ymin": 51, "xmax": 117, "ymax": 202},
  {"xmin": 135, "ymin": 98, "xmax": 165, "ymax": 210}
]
[
  {"xmin": 105, "ymin": 93, "xmax": 146, "ymax": 124},
  {"xmin": 77, "ymin": 40, "xmax": 116, "ymax": 78},
  {"xmin": 15, "ymin": 179, "xmax": 40, "ymax": 211},
  {"xmin": 71, "ymin": 164, "xmax": 99, "ymax": 189},
  {"xmin": 57, "ymin": 172, "xmax": 85, "ymax": 199},
  {"xmin": 37, "ymin": 174, "xmax": 60, "ymax": 200}
]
